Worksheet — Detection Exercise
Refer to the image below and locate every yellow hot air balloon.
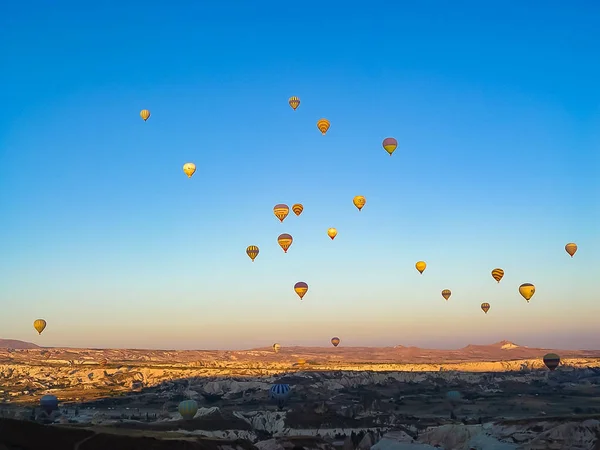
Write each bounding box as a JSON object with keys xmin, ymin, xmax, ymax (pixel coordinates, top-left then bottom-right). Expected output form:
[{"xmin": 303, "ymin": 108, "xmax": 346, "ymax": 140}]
[
  {"xmin": 288, "ymin": 96, "xmax": 300, "ymax": 110},
  {"xmin": 140, "ymin": 109, "xmax": 150, "ymax": 121},
  {"xmin": 183, "ymin": 163, "xmax": 196, "ymax": 178},
  {"xmin": 317, "ymin": 118, "xmax": 330, "ymax": 135},
  {"xmin": 331, "ymin": 337, "xmax": 340, "ymax": 347},
  {"xmin": 441, "ymin": 289, "xmax": 451, "ymax": 301},
  {"xmin": 292, "ymin": 203, "xmax": 303, "ymax": 216},
  {"xmin": 415, "ymin": 261, "xmax": 427, "ymax": 274},
  {"xmin": 519, "ymin": 283, "xmax": 535, "ymax": 302},
  {"xmin": 327, "ymin": 228, "xmax": 337, "ymax": 240},
  {"xmin": 33, "ymin": 319, "xmax": 47, "ymax": 335},
  {"xmin": 273, "ymin": 343, "xmax": 281, "ymax": 353},
  {"xmin": 491, "ymin": 268, "xmax": 504, "ymax": 283},
  {"xmin": 481, "ymin": 302, "xmax": 490, "ymax": 314},
  {"xmin": 353, "ymin": 195, "xmax": 366, "ymax": 211},
  {"xmin": 246, "ymin": 245, "xmax": 259, "ymax": 262},
  {"xmin": 382, "ymin": 137, "xmax": 398, "ymax": 156},
  {"xmin": 294, "ymin": 282, "xmax": 308, "ymax": 300},
  {"xmin": 273, "ymin": 204, "xmax": 290, "ymax": 222},
  {"xmin": 565, "ymin": 242, "xmax": 577, "ymax": 257},
  {"xmin": 277, "ymin": 233, "xmax": 293, "ymax": 253}
]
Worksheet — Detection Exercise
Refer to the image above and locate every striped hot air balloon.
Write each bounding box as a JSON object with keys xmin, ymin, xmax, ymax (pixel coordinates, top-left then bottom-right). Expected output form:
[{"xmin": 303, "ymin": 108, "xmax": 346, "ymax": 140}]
[
  {"xmin": 178, "ymin": 400, "xmax": 198, "ymax": 420},
  {"xmin": 481, "ymin": 302, "xmax": 490, "ymax": 314},
  {"xmin": 273, "ymin": 204, "xmax": 290, "ymax": 222},
  {"xmin": 277, "ymin": 233, "xmax": 293, "ymax": 253},
  {"xmin": 441, "ymin": 289, "xmax": 451, "ymax": 300},
  {"xmin": 382, "ymin": 137, "xmax": 398, "ymax": 156},
  {"xmin": 246, "ymin": 245, "xmax": 259, "ymax": 262},
  {"xmin": 140, "ymin": 109, "xmax": 150, "ymax": 121},
  {"xmin": 543, "ymin": 353, "xmax": 560, "ymax": 371},
  {"xmin": 317, "ymin": 118, "xmax": 330, "ymax": 135},
  {"xmin": 331, "ymin": 337, "xmax": 340, "ymax": 347},
  {"xmin": 292, "ymin": 203, "xmax": 303, "ymax": 216},
  {"xmin": 491, "ymin": 268, "xmax": 504, "ymax": 283},
  {"xmin": 294, "ymin": 282, "xmax": 308, "ymax": 300},
  {"xmin": 288, "ymin": 96, "xmax": 300, "ymax": 110},
  {"xmin": 519, "ymin": 283, "xmax": 535, "ymax": 302},
  {"xmin": 273, "ymin": 343, "xmax": 281, "ymax": 353},
  {"xmin": 270, "ymin": 383, "xmax": 291, "ymax": 408}
]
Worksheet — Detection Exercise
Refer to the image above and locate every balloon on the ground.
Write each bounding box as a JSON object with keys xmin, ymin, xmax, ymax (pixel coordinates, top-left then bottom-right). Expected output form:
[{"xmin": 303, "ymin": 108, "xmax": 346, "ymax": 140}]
[
  {"xmin": 273, "ymin": 204, "xmax": 290, "ymax": 222},
  {"xmin": 178, "ymin": 400, "xmax": 198, "ymax": 420},
  {"xmin": 277, "ymin": 233, "xmax": 293, "ymax": 252},
  {"xmin": 246, "ymin": 245, "xmax": 259, "ymax": 262},
  {"xmin": 491, "ymin": 268, "xmax": 504, "ymax": 283},
  {"xmin": 519, "ymin": 283, "xmax": 535, "ymax": 302},
  {"xmin": 33, "ymin": 319, "xmax": 47, "ymax": 335}
]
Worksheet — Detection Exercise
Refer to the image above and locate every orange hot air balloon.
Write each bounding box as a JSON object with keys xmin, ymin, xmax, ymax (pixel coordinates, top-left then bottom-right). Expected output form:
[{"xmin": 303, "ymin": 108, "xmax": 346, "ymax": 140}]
[
  {"xmin": 292, "ymin": 203, "xmax": 304, "ymax": 216},
  {"xmin": 273, "ymin": 204, "xmax": 290, "ymax": 222},
  {"xmin": 327, "ymin": 228, "xmax": 337, "ymax": 240},
  {"xmin": 519, "ymin": 283, "xmax": 535, "ymax": 302},
  {"xmin": 294, "ymin": 282, "xmax": 308, "ymax": 300},
  {"xmin": 565, "ymin": 243, "xmax": 577, "ymax": 257},
  {"xmin": 246, "ymin": 245, "xmax": 259, "ymax": 262},
  {"xmin": 317, "ymin": 118, "xmax": 330, "ymax": 135},
  {"xmin": 353, "ymin": 195, "xmax": 366, "ymax": 211},
  {"xmin": 481, "ymin": 302, "xmax": 490, "ymax": 314},
  {"xmin": 140, "ymin": 109, "xmax": 151, "ymax": 121},
  {"xmin": 33, "ymin": 319, "xmax": 47, "ymax": 335},
  {"xmin": 331, "ymin": 337, "xmax": 340, "ymax": 347},
  {"xmin": 382, "ymin": 137, "xmax": 398, "ymax": 156},
  {"xmin": 288, "ymin": 96, "xmax": 300, "ymax": 110},
  {"xmin": 415, "ymin": 261, "xmax": 427, "ymax": 274},
  {"xmin": 441, "ymin": 289, "xmax": 451, "ymax": 300},
  {"xmin": 491, "ymin": 268, "xmax": 504, "ymax": 283},
  {"xmin": 277, "ymin": 233, "xmax": 293, "ymax": 252}
]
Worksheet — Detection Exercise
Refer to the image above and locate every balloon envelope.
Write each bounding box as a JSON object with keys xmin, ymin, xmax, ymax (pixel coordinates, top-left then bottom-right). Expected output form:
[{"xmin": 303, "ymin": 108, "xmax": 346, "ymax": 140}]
[
  {"xmin": 140, "ymin": 109, "xmax": 150, "ymax": 121},
  {"xmin": 277, "ymin": 233, "xmax": 293, "ymax": 252},
  {"xmin": 565, "ymin": 243, "xmax": 577, "ymax": 257},
  {"xmin": 40, "ymin": 395, "xmax": 58, "ymax": 414},
  {"xmin": 327, "ymin": 228, "xmax": 337, "ymax": 240},
  {"xmin": 481, "ymin": 302, "xmax": 490, "ymax": 313},
  {"xmin": 441, "ymin": 289, "xmax": 451, "ymax": 300},
  {"xmin": 178, "ymin": 400, "xmax": 198, "ymax": 420},
  {"xmin": 519, "ymin": 283, "xmax": 535, "ymax": 302},
  {"xmin": 382, "ymin": 137, "xmax": 398, "ymax": 155},
  {"xmin": 33, "ymin": 319, "xmax": 47, "ymax": 335},
  {"xmin": 294, "ymin": 282, "xmax": 308, "ymax": 299},
  {"xmin": 273, "ymin": 204, "xmax": 290, "ymax": 222},
  {"xmin": 273, "ymin": 343, "xmax": 281, "ymax": 353},
  {"xmin": 331, "ymin": 337, "xmax": 340, "ymax": 347},
  {"xmin": 415, "ymin": 261, "xmax": 427, "ymax": 274},
  {"xmin": 317, "ymin": 118, "xmax": 330, "ymax": 135},
  {"xmin": 246, "ymin": 245, "xmax": 259, "ymax": 262},
  {"xmin": 288, "ymin": 96, "xmax": 300, "ymax": 110},
  {"xmin": 543, "ymin": 353, "xmax": 560, "ymax": 371},
  {"xmin": 491, "ymin": 268, "xmax": 504, "ymax": 283},
  {"xmin": 183, "ymin": 163, "xmax": 196, "ymax": 178},
  {"xmin": 292, "ymin": 203, "xmax": 304, "ymax": 216},
  {"xmin": 353, "ymin": 195, "xmax": 366, "ymax": 211}
]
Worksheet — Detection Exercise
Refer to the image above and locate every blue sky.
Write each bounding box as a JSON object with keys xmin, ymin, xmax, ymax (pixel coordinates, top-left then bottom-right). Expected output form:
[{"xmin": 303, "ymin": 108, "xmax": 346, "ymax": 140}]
[{"xmin": 1, "ymin": 1, "xmax": 599, "ymax": 350}]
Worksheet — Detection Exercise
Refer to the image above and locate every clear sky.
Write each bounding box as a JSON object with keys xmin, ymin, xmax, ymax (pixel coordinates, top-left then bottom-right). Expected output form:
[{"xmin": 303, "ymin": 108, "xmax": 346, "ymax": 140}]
[{"xmin": 1, "ymin": 1, "xmax": 599, "ymax": 351}]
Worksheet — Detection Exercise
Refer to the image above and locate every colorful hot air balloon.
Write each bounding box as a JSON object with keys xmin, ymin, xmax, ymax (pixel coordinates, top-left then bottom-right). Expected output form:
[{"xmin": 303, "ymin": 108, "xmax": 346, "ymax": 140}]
[
  {"xmin": 441, "ymin": 289, "xmax": 451, "ymax": 301},
  {"xmin": 140, "ymin": 109, "xmax": 150, "ymax": 121},
  {"xmin": 288, "ymin": 96, "xmax": 300, "ymax": 110},
  {"xmin": 543, "ymin": 353, "xmax": 560, "ymax": 371},
  {"xmin": 33, "ymin": 319, "xmax": 47, "ymax": 335},
  {"xmin": 331, "ymin": 337, "xmax": 340, "ymax": 347},
  {"xmin": 327, "ymin": 228, "xmax": 338, "ymax": 240},
  {"xmin": 246, "ymin": 245, "xmax": 259, "ymax": 262},
  {"xmin": 292, "ymin": 203, "xmax": 304, "ymax": 216},
  {"xmin": 178, "ymin": 400, "xmax": 198, "ymax": 420},
  {"xmin": 382, "ymin": 137, "xmax": 398, "ymax": 156},
  {"xmin": 270, "ymin": 384, "xmax": 291, "ymax": 408},
  {"xmin": 294, "ymin": 282, "xmax": 308, "ymax": 300},
  {"xmin": 277, "ymin": 233, "xmax": 293, "ymax": 252},
  {"xmin": 353, "ymin": 195, "xmax": 366, "ymax": 211},
  {"xmin": 273, "ymin": 204, "xmax": 290, "ymax": 222},
  {"xmin": 481, "ymin": 302, "xmax": 490, "ymax": 314},
  {"xmin": 519, "ymin": 283, "xmax": 535, "ymax": 302},
  {"xmin": 273, "ymin": 343, "xmax": 281, "ymax": 353},
  {"xmin": 183, "ymin": 163, "xmax": 196, "ymax": 178},
  {"xmin": 491, "ymin": 268, "xmax": 504, "ymax": 283},
  {"xmin": 317, "ymin": 118, "xmax": 330, "ymax": 135},
  {"xmin": 565, "ymin": 243, "xmax": 578, "ymax": 257},
  {"xmin": 415, "ymin": 261, "xmax": 427, "ymax": 274}
]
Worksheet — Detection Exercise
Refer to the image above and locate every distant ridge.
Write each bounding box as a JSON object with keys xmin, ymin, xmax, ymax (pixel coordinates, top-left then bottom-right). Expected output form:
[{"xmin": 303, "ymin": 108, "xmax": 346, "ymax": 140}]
[{"xmin": 0, "ymin": 339, "xmax": 40, "ymax": 349}]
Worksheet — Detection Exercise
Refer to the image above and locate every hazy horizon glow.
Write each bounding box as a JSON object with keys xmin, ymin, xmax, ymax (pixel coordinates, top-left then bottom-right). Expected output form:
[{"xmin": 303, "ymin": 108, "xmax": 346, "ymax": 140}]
[{"xmin": 1, "ymin": 2, "xmax": 599, "ymax": 351}]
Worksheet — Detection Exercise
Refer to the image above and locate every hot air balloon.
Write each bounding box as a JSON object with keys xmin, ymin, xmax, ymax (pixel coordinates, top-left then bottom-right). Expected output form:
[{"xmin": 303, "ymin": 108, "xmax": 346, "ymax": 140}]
[
  {"xmin": 294, "ymin": 282, "xmax": 308, "ymax": 300},
  {"xmin": 327, "ymin": 228, "xmax": 338, "ymax": 240},
  {"xmin": 353, "ymin": 195, "xmax": 366, "ymax": 211},
  {"xmin": 33, "ymin": 319, "xmax": 46, "ymax": 335},
  {"xmin": 382, "ymin": 137, "xmax": 398, "ymax": 156},
  {"xmin": 273, "ymin": 343, "xmax": 281, "ymax": 353},
  {"xmin": 288, "ymin": 96, "xmax": 300, "ymax": 110},
  {"xmin": 565, "ymin": 243, "xmax": 578, "ymax": 257},
  {"xmin": 292, "ymin": 203, "xmax": 303, "ymax": 216},
  {"xmin": 246, "ymin": 245, "xmax": 259, "ymax": 262},
  {"xmin": 178, "ymin": 400, "xmax": 198, "ymax": 420},
  {"xmin": 317, "ymin": 118, "xmax": 330, "ymax": 135},
  {"xmin": 140, "ymin": 109, "xmax": 150, "ymax": 121},
  {"xmin": 519, "ymin": 283, "xmax": 535, "ymax": 302},
  {"xmin": 40, "ymin": 395, "xmax": 58, "ymax": 414},
  {"xmin": 491, "ymin": 268, "xmax": 504, "ymax": 283},
  {"xmin": 481, "ymin": 302, "xmax": 490, "ymax": 314},
  {"xmin": 277, "ymin": 233, "xmax": 293, "ymax": 252},
  {"xmin": 270, "ymin": 384, "xmax": 291, "ymax": 409},
  {"xmin": 183, "ymin": 163, "xmax": 196, "ymax": 178},
  {"xmin": 543, "ymin": 353, "xmax": 560, "ymax": 371},
  {"xmin": 100, "ymin": 358, "xmax": 108, "ymax": 367},
  {"xmin": 441, "ymin": 289, "xmax": 451, "ymax": 301},
  {"xmin": 415, "ymin": 261, "xmax": 427, "ymax": 274},
  {"xmin": 273, "ymin": 204, "xmax": 290, "ymax": 222},
  {"xmin": 331, "ymin": 337, "xmax": 340, "ymax": 347}
]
